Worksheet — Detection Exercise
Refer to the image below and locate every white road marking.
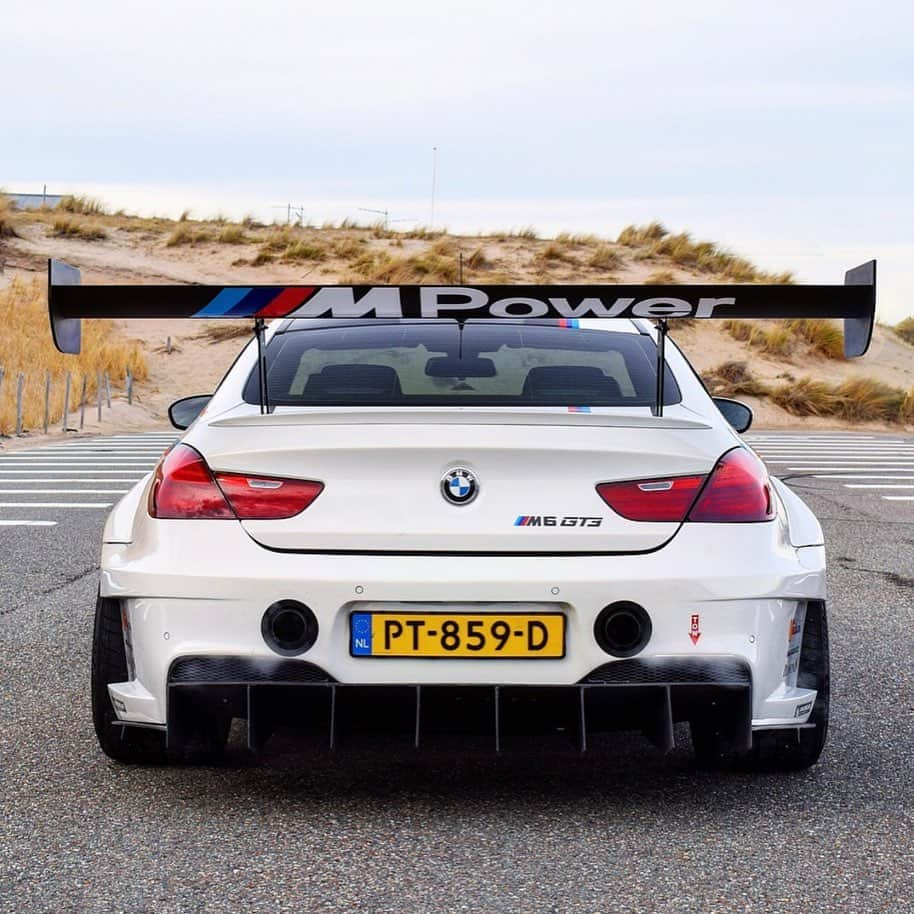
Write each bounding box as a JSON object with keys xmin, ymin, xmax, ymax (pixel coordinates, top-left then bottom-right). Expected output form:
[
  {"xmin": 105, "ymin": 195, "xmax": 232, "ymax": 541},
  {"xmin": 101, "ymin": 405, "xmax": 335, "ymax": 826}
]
[
  {"xmin": 762, "ymin": 456, "xmax": 914, "ymax": 461},
  {"xmin": 0, "ymin": 479, "xmax": 143, "ymax": 484},
  {"xmin": 0, "ymin": 462, "xmax": 156, "ymax": 467},
  {"xmin": 0, "ymin": 457, "xmax": 157, "ymax": 462},
  {"xmin": 756, "ymin": 447, "xmax": 914, "ymax": 453},
  {"xmin": 814, "ymin": 475, "xmax": 914, "ymax": 480},
  {"xmin": 0, "ymin": 520, "xmax": 57, "ymax": 527},
  {"xmin": 0, "ymin": 489, "xmax": 128, "ymax": 494},
  {"xmin": 844, "ymin": 484, "xmax": 914, "ymax": 489},
  {"xmin": 13, "ymin": 452, "xmax": 163, "ymax": 457},
  {"xmin": 775, "ymin": 463, "xmax": 914, "ymax": 476},
  {"xmin": 0, "ymin": 502, "xmax": 112, "ymax": 508},
  {"xmin": 749, "ymin": 436, "xmax": 904, "ymax": 440},
  {"xmin": 769, "ymin": 458, "xmax": 914, "ymax": 470},
  {"xmin": 752, "ymin": 433, "xmax": 914, "ymax": 504},
  {"xmin": 0, "ymin": 467, "xmax": 146, "ymax": 482}
]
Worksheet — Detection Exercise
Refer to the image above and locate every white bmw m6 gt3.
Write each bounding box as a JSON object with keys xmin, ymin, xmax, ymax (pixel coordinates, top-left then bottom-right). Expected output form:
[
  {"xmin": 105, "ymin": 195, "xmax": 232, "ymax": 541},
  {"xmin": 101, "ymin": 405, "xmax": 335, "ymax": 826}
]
[{"xmin": 47, "ymin": 260, "xmax": 876, "ymax": 769}]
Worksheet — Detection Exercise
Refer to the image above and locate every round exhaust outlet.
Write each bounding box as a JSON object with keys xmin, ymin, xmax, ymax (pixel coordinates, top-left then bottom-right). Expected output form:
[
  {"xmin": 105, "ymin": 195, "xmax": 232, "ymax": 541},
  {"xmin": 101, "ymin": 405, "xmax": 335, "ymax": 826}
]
[
  {"xmin": 594, "ymin": 601, "xmax": 652, "ymax": 658},
  {"xmin": 262, "ymin": 600, "xmax": 318, "ymax": 656}
]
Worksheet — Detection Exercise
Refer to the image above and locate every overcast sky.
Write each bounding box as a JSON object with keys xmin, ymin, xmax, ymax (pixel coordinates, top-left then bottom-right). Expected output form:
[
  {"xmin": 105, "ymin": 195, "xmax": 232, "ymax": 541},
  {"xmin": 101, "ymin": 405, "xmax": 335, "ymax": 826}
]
[{"xmin": 3, "ymin": 0, "xmax": 913, "ymax": 320}]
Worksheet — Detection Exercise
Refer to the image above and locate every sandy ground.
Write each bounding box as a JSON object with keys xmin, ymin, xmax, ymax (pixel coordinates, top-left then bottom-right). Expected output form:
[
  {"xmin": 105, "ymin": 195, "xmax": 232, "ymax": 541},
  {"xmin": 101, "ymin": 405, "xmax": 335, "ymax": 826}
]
[{"xmin": 2, "ymin": 214, "xmax": 912, "ymax": 440}]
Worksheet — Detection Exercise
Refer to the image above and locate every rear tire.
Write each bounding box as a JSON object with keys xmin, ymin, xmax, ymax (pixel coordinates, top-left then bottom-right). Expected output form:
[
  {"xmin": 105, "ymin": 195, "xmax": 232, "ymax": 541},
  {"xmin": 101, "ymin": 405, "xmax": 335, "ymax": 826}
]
[
  {"xmin": 693, "ymin": 601, "xmax": 829, "ymax": 772},
  {"xmin": 92, "ymin": 592, "xmax": 231, "ymax": 765},
  {"xmin": 92, "ymin": 592, "xmax": 167, "ymax": 764}
]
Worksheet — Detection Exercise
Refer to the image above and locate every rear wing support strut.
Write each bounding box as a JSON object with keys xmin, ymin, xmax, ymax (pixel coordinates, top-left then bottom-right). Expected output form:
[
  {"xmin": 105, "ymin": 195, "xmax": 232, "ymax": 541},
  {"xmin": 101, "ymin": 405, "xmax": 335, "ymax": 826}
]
[
  {"xmin": 254, "ymin": 318, "xmax": 270, "ymax": 415},
  {"xmin": 654, "ymin": 319, "xmax": 668, "ymax": 417}
]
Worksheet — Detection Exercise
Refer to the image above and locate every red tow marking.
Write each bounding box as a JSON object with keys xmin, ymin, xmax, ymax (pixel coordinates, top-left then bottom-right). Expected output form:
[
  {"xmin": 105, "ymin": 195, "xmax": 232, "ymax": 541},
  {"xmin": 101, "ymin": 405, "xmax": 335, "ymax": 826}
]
[
  {"xmin": 255, "ymin": 286, "xmax": 316, "ymax": 318},
  {"xmin": 689, "ymin": 613, "xmax": 701, "ymax": 645}
]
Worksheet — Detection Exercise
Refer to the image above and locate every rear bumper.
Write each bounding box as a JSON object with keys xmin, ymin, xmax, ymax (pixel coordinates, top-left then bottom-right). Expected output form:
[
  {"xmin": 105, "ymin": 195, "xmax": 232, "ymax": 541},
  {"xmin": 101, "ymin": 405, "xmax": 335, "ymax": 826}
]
[{"xmin": 102, "ymin": 517, "xmax": 825, "ymax": 733}]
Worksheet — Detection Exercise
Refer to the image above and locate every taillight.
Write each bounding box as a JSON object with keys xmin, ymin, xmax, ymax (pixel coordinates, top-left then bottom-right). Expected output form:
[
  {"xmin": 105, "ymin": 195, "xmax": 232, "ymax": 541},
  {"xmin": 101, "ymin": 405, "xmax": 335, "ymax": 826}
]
[
  {"xmin": 149, "ymin": 445, "xmax": 235, "ymax": 519},
  {"xmin": 686, "ymin": 448, "xmax": 774, "ymax": 523},
  {"xmin": 596, "ymin": 448, "xmax": 774, "ymax": 524},
  {"xmin": 149, "ymin": 444, "xmax": 323, "ymax": 520},
  {"xmin": 213, "ymin": 473, "xmax": 323, "ymax": 520},
  {"xmin": 596, "ymin": 474, "xmax": 707, "ymax": 522}
]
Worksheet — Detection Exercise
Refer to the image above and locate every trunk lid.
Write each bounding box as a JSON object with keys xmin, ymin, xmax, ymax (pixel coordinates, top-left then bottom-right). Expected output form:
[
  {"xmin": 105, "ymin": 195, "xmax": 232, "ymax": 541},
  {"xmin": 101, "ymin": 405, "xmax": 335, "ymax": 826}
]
[{"xmin": 195, "ymin": 409, "xmax": 731, "ymax": 553}]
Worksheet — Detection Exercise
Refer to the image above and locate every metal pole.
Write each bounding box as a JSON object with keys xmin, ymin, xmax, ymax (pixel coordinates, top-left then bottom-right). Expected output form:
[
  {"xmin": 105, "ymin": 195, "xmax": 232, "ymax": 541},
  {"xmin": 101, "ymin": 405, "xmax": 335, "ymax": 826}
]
[
  {"xmin": 97, "ymin": 373, "xmax": 102, "ymax": 422},
  {"xmin": 63, "ymin": 371, "xmax": 71, "ymax": 431},
  {"xmin": 15, "ymin": 373, "xmax": 24, "ymax": 436},
  {"xmin": 104, "ymin": 372, "xmax": 111, "ymax": 408},
  {"xmin": 43, "ymin": 371, "xmax": 51, "ymax": 433},
  {"xmin": 79, "ymin": 376, "xmax": 87, "ymax": 429},
  {"xmin": 458, "ymin": 252, "xmax": 464, "ymax": 283}
]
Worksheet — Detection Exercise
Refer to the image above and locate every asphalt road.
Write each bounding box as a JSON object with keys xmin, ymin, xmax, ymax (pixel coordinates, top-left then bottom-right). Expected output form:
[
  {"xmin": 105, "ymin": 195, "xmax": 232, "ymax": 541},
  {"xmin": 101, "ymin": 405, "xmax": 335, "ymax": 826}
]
[{"xmin": 0, "ymin": 432, "xmax": 912, "ymax": 914}]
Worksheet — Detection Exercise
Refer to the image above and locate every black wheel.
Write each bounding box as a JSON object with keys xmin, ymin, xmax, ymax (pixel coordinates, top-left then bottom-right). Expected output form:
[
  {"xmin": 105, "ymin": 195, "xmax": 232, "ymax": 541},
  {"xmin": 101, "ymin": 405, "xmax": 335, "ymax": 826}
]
[
  {"xmin": 693, "ymin": 601, "xmax": 829, "ymax": 772},
  {"xmin": 92, "ymin": 591, "xmax": 167, "ymax": 764}
]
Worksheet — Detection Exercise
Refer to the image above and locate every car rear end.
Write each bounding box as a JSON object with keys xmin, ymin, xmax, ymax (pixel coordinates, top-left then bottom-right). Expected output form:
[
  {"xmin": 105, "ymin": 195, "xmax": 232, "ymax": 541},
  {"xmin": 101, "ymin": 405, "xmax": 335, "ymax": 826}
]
[{"xmin": 100, "ymin": 319, "xmax": 826, "ymax": 760}]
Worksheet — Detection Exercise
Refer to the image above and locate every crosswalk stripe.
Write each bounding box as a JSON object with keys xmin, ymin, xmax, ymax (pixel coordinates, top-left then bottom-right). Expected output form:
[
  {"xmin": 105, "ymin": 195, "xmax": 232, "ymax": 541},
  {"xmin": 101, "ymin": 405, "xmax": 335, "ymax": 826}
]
[
  {"xmin": 814, "ymin": 475, "xmax": 914, "ymax": 480},
  {"xmin": 844, "ymin": 484, "xmax": 914, "ymax": 489},
  {"xmin": 0, "ymin": 479, "xmax": 142, "ymax": 484},
  {"xmin": 0, "ymin": 434, "xmax": 165, "ymax": 524},
  {"xmin": 0, "ymin": 473, "xmax": 144, "ymax": 478},
  {"xmin": 0, "ymin": 520, "xmax": 57, "ymax": 527},
  {"xmin": 748, "ymin": 436, "xmax": 900, "ymax": 440},
  {"xmin": 0, "ymin": 467, "xmax": 146, "ymax": 479},
  {"xmin": 0, "ymin": 461, "xmax": 157, "ymax": 466},
  {"xmin": 0, "ymin": 489, "xmax": 128, "ymax": 494},
  {"xmin": 0, "ymin": 502, "xmax": 112, "ymax": 508},
  {"xmin": 751, "ymin": 432, "xmax": 913, "ymax": 504},
  {"xmin": 782, "ymin": 462, "xmax": 914, "ymax": 467},
  {"xmin": 15, "ymin": 451, "xmax": 164, "ymax": 456},
  {"xmin": 777, "ymin": 463, "xmax": 914, "ymax": 474}
]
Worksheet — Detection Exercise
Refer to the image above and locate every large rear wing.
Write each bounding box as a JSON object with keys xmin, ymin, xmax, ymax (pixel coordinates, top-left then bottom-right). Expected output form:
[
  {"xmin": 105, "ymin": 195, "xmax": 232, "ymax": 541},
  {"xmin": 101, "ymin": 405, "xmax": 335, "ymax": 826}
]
[
  {"xmin": 48, "ymin": 258, "xmax": 876, "ymax": 356},
  {"xmin": 47, "ymin": 257, "xmax": 876, "ymax": 416}
]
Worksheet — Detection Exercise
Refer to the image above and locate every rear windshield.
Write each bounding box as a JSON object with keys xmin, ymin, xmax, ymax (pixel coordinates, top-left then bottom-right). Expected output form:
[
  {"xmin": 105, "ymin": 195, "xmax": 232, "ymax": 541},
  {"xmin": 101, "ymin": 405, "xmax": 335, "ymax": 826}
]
[{"xmin": 243, "ymin": 320, "xmax": 680, "ymax": 408}]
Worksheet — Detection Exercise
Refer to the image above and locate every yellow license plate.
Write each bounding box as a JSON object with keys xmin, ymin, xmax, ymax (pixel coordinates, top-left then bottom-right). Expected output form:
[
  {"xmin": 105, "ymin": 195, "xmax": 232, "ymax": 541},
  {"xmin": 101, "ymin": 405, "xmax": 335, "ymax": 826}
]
[{"xmin": 350, "ymin": 611, "xmax": 565, "ymax": 658}]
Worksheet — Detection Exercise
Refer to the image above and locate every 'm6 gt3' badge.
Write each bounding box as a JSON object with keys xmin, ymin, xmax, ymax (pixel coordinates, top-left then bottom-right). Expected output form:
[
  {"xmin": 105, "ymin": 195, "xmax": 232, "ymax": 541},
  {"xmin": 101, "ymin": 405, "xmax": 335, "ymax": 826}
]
[{"xmin": 441, "ymin": 467, "xmax": 478, "ymax": 505}]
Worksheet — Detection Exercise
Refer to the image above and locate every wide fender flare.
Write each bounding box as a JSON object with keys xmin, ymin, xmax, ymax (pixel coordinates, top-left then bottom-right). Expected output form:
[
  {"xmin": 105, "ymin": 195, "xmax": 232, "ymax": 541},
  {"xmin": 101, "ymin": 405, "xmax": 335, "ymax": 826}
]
[{"xmin": 770, "ymin": 477, "xmax": 824, "ymax": 548}]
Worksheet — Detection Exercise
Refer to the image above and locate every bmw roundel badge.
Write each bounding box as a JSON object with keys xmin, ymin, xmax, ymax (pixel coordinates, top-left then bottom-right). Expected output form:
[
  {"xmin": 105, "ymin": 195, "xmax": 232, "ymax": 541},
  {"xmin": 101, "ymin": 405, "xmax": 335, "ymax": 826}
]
[{"xmin": 441, "ymin": 467, "xmax": 478, "ymax": 505}]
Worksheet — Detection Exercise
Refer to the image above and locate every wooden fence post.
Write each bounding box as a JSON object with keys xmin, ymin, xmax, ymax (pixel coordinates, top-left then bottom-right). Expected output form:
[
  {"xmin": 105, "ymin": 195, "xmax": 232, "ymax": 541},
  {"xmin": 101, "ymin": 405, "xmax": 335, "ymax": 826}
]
[
  {"xmin": 43, "ymin": 372, "xmax": 51, "ymax": 434},
  {"xmin": 126, "ymin": 369, "xmax": 133, "ymax": 405},
  {"xmin": 96, "ymin": 373, "xmax": 102, "ymax": 422},
  {"xmin": 80, "ymin": 375, "xmax": 87, "ymax": 430},
  {"xmin": 63, "ymin": 372, "xmax": 71, "ymax": 432},
  {"xmin": 15, "ymin": 373, "xmax": 24, "ymax": 436}
]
